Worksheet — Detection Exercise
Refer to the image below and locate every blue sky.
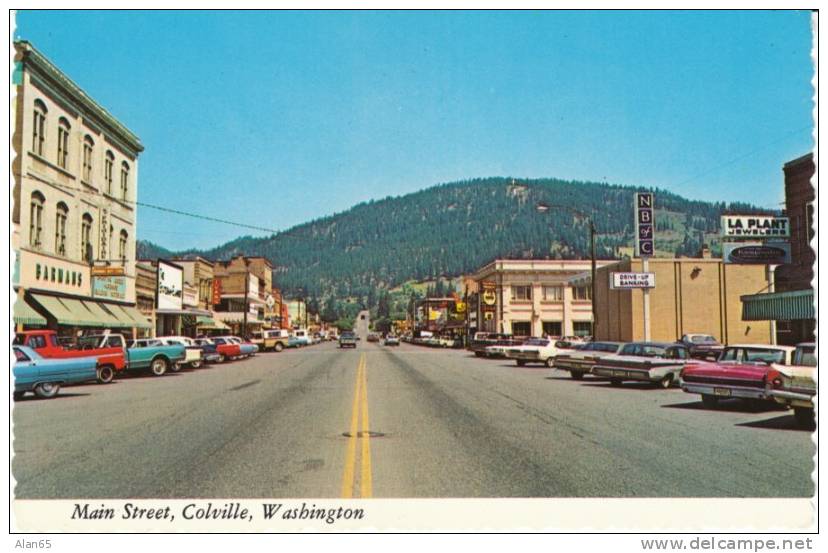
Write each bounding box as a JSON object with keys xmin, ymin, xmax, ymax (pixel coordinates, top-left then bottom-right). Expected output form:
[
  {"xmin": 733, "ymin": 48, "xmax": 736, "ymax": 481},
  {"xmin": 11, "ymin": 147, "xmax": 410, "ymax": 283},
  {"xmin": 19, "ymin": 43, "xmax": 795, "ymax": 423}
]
[{"xmin": 15, "ymin": 10, "xmax": 814, "ymax": 250}]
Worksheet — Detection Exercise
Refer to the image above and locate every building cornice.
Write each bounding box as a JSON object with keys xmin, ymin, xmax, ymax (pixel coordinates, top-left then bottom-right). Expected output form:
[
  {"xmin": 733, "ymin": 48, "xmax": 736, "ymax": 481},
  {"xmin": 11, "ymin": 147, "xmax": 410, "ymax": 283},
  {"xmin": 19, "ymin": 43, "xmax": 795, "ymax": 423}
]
[{"xmin": 16, "ymin": 40, "xmax": 144, "ymax": 156}]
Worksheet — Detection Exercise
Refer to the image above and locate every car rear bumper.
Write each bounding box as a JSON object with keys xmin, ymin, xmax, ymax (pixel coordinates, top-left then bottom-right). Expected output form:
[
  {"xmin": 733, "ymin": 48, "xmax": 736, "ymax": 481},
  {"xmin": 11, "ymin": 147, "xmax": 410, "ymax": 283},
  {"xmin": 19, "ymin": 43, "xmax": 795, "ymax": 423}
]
[
  {"xmin": 768, "ymin": 389, "xmax": 814, "ymax": 408},
  {"xmin": 593, "ymin": 367, "xmax": 654, "ymax": 381},
  {"xmin": 681, "ymin": 382, "xmax": 767, "ymax": 400}
]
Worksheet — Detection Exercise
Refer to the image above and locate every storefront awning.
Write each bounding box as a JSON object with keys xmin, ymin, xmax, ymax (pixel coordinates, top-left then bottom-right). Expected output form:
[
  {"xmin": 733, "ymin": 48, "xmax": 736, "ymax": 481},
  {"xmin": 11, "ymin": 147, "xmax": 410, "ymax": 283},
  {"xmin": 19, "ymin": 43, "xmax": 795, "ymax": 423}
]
[
  {"xmin": 30, "ymin": 294, "xmax": 100, "ymax": 326},
  {"xmin": 14, "ymin": 297, "xmax": 46, "ymax": 326},
  {"xmin": 741, "ymin": 289, "xmax": 815, "ymax": 321},
  {"xmin": 196, "ymin": 315, "xmax": 230, "ymax": 330},
  {"xmin": 83, "ymin": 301, "xmax": 130, "ymax": 328},
  {"xmin": 110, "ymin": 304, "xmax": 153, "ymax": 329}
]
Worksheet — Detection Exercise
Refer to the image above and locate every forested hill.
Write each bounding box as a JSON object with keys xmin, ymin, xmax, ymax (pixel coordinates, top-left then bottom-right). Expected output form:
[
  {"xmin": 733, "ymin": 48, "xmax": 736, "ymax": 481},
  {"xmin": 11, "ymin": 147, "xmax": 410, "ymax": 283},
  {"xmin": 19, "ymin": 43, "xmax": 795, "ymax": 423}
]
[{"xmin": 137, "ymin": 177, "xmax": 770, "ymax": 299}]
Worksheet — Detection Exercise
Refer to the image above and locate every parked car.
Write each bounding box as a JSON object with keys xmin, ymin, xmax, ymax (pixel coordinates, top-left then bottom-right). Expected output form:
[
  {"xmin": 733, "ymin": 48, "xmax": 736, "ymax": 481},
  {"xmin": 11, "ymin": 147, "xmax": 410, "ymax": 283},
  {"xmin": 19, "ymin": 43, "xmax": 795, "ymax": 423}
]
[
  {"xmin": 384, "ymin": 335, "xmax": 400, "ymax": 346},
  {"xmin": 678, "ymin": 334, "xmax": 725, "ymax": 360},
  {"xmin": 191, "ymin": 337, "xmax": 223, "ymax": 364},
  {"xmin": 13, "ymin": 345, "xmax": 99, "ymax": 400},
  {"xmin": 478, "ymin": 335, "xmax": 524, "ymax": 358},
  {"xmin": 126, "ymin": 338, "xmax": 188, "ymax": 376},
  {"xmin": 553, "ymin": 341, "xmax": 626, "ymax": 379},
  {"xmin": 438, "ymin": 335, "xmax": 457, "ymax": 348},
  {"xmin": 679, "ymin": 344, "xmax": 797, "ymax": 407},
  {"xmin": 207, "ymin": 336, "xmax": 243, "ymax": 361},
  {"xmin": 292, "ymin": 329, "xmax": 312, "ymax": 347},
  {"xmin": 505, "ymin": 338, "xmax": 579, "ymax": 368},
  {"xmin": 223, "ymin": 336, "xmax": 258, "ymax": 356},
  {"xmin": 156, "ymin": 336, "xmax": 204, "ymax": 369},
  {"xmin": 251, "ymin": 329, "xmax": 290, "ymax": 352},
  {"xmin": 593, "ymin": 342, "xmax": 691, "ymax": 388},
  {"xmin": 339, "ymin": 332, "xmax": 358, "ymax": 349},
  {"xmin": 766, "ymin": 342, "xmax": 817, "ymax": 429},
  {"xmin": 14, "ymin": 329, "xmax": 126, "ymax": 384}
]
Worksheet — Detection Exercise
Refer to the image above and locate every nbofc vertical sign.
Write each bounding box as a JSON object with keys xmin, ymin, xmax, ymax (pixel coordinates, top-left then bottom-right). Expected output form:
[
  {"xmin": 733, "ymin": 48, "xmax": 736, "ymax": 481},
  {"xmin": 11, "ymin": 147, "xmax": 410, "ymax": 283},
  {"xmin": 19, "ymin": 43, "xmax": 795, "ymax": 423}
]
[{"xmin": 635, "ymin": 192, "xmax": 655, "ymax": 258}]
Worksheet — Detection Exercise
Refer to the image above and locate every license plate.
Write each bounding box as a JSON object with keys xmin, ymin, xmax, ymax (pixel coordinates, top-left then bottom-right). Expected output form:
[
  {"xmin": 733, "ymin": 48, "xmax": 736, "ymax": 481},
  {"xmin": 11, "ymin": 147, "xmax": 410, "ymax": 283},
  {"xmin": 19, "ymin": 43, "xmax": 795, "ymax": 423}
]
[{"xmin": 714, "ymin": 387, "xmax": 731, "ymax": 397}]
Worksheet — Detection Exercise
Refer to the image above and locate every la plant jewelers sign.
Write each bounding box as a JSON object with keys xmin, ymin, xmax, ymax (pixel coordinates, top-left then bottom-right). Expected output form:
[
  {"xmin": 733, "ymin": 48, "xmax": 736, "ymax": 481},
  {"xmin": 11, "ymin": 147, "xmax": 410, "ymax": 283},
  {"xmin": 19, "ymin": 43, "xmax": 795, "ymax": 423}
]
[
  {"xmin": 721, "ymin": 215, "xmax": 790, "ymax": 238},
  {"xmin": 610, "ymin": 272, "xmax": 656, "ymax": 289}
]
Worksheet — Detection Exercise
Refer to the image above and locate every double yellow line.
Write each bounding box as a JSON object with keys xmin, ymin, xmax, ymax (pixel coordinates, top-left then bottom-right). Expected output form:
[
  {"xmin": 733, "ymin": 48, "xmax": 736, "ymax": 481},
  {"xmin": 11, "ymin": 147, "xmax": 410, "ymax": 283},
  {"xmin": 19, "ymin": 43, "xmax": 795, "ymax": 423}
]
[{"xmin": 341, "ymin": 352, "xmax": 373, "ymax": 498}]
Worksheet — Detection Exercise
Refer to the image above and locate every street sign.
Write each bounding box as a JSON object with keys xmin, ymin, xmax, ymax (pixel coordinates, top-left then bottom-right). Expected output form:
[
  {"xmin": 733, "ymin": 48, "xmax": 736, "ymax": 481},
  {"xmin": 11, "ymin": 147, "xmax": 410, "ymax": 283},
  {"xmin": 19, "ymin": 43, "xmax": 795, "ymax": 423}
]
[
  {"xmin": 610, "ymin": 272, "xmax": 656, "ymax": 289},
  {"xmin": 721, "ymin": 215, "xmax": 790, "ymax": 238},
  {"xmin": 634, "ymin": 192, "xmax": 655, "ymax": 257},
  {"xmin": 723, "ymin": 242, "xmax": 791, "ymax": 264}
]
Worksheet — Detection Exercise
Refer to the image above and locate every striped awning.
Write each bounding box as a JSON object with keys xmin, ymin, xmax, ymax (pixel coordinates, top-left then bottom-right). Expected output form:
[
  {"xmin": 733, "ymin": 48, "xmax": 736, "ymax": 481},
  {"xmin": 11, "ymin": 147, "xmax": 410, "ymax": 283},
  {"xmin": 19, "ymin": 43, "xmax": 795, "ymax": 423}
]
[
  {"xmin": 196, "ymin": 315, "xmax": 230, "ymax": 330},
  {"xmin": 30, "ymin": 294, "xmax": 101, "ymax": 326},
  {"xmin": 741, "ymin": 289, "xmax": 815, "ymax": 321},
  {"xmin": 110, "ymin": 304, "xmax": 153, "ymax": 329},
  {"xmin": 14, "ymin": 297, "xmax": 46, "ymax": 326}
]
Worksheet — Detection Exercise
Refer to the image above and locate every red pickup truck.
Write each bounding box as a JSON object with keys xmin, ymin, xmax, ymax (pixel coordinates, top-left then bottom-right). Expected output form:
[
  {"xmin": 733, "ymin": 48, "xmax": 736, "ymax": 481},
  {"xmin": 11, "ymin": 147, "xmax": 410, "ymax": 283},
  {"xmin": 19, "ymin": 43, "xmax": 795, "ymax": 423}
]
[{"xmin": 13, "ymin": 330, "xmax": 126, "ymax": 384}]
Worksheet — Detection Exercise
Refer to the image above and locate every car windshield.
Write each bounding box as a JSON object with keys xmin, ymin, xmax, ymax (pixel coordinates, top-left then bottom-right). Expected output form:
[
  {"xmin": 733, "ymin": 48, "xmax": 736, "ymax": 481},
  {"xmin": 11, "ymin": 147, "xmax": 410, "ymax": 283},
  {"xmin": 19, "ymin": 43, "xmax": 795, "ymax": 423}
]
[
  {"xmin": 595, "ymin": 343, "xmax": 621, "ymax": 353},
  {"xmin": 14, "ymin": 347, "xmax": 31, "ymax": 362},
  {"xmin": 524, "ymin": 338, "xmax": 549, "ymax": 346},
  {"xmin": 795, "ymin": 346, "xmax": 816, "ymax": 366},
  {"xmin": 744, "ymin": 348, "xmax": 786, "ymax": 364},
  {"xmin": 690, "ymin": 335, "xmax": 717, "ymax": 344},
  {"xmin": 341, "ymin": 333, "xmax": 355, "ymax": 338},
  {"xmin": 77, "ymin": 336, "xmax": 104, "ymax": 350},
  {"xmin": 639, "ymin": 345, "xmax": 668, "ymax": 357}
]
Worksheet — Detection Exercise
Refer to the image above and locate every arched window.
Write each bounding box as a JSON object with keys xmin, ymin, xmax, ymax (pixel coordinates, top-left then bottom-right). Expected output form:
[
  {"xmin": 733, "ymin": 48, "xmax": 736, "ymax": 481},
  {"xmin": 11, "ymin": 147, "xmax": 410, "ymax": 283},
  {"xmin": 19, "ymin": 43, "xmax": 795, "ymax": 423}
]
[
  {"xmin": 104, "ymin": 150, "xmax": 114, "ymax": 194},
  {"xmin": 29, "ymin": 191, "xmax": 45, "ymax": 248},
  {"xmin": 32, "ymin": 99, "xmax": 47, "ymax": 156},
  {"xmin": 57, "ymin": 117, "xmax": 70, "ymax": 169},
  {"xmin": 55, "ymin": 202, "xmax": 69, "ymax": 256},
  {"xmin": 82, "ymin": 135, "xmax": 94, "ymax": 182},
  {"xmin": 119, "ymin": 229, "xmax": 128, "ymax": 261},
  {"xmin": 120, "ymin": 161, "xmax": 129, "ymax": 200},
  {"xmin": 81, "ymin": 213, "xmax": 94, "ymax": 262}
]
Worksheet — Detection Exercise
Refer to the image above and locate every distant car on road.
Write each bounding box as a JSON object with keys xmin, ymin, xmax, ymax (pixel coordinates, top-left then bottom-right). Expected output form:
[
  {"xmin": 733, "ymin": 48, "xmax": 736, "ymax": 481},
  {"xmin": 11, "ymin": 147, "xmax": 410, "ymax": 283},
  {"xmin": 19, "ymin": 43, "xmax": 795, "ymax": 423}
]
[
  {"xmin": 339, "ymin": 332, "xmax": 358, "ymax": 349},
  {"xmin": 554, "ymin": 341, "xmax": 625, "ymax": 379},
  {"xmin": 678, "ymin": 334, "xmax": 724, "ymax": 360},
  {"xmin": 367, "ymin": 333, "xmax": 380, "ymax": 343},
  {"xmin": 506, "ymin": 338, "xmax": 579, "ymax": 368},
  {"xmin": 383, "ymin": 335, "xmax": 400, "ymax": 346},
  {"xmin": 593, "ymin": 342, "xmax": 690, "ymax": 388},
  {"xmin": 13, "ymin": 345, "xmax": 99, "ymax": 400}
]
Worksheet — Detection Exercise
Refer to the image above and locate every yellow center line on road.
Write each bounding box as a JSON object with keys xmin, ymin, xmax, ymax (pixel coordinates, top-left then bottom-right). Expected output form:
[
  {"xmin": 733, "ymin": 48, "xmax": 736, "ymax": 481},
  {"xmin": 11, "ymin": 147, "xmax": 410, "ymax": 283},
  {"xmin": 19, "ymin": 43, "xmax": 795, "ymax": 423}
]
[{"xmin": 341, "ymin": 352, "xmax": 373, "ymax": 498}]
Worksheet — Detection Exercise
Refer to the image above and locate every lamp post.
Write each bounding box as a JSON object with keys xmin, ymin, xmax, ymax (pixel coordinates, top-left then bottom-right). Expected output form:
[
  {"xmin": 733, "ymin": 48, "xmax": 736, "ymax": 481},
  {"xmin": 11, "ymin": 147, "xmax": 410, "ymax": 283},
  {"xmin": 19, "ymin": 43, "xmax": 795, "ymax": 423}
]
[{"xmin": 535, "ymin": 202, "xmax": 598, "ymax": 339}]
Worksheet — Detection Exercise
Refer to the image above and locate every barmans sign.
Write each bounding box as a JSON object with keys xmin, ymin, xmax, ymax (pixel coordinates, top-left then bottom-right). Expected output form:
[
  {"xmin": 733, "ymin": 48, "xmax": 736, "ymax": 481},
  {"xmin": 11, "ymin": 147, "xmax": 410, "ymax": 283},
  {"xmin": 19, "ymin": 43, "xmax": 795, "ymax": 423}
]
[
  {"xmin": 721, "ymin": 215, "xmax": 790, "ymax": 238},
  {"xmin": 610, "ymin": 272, "xmax": 656, "ymax": 289}
]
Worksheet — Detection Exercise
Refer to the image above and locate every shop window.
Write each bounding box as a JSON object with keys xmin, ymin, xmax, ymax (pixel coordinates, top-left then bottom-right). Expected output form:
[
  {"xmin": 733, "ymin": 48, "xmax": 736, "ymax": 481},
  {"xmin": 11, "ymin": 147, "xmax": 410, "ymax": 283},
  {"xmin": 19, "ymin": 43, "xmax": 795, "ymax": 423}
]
[
  {"xmin": 82, "ymin": 135, "xmax": 94, "ymax": 182},
  {"xmin": 105, "ymin": 151, "xmax": 114, "ymax": 194},
  {"xmin": 81, "ymin": 213, "xmax": 94, "ymax": 262},
  {"xmin": 573, "ymin": 321, "xmax": 593, "ymax": 337},
  {"xmin": 57, "ymin": 117, "xmax": 70, "ymax": 169},
  {"xmin": 511, "ymin": 285, "xmax": 532, "ymax": 301},
  {"xmin": 55, "ymin": 202, "xmax": 68, "ymax": 256},
  {"xmin": 573, "ymin": 285, "xmax": 592, "ymax": 301},
  {"xmin": 542, "ymin": 285, "xmax": 564, "ymax": 301},
  {"xmin": 29, "ymin": 191, "xmax": 44, "ymax": 248},
  {"xmin": 512, "ymin": 321, "xmax": 531, "ymax": 337},
  {"xmin": 119, "ymin": 229, "xmax": 128, "ymax": 261},
  {"xmin": 32, "ymin": 99, "xmax": 47, "ymax": 156},
  {"xmin": 542, "ymin": 321, "xmax": 562, "ymax": 337},
  {"xmin": 120, "ymin": 161, "xmax": 130, "ymax": 200}
]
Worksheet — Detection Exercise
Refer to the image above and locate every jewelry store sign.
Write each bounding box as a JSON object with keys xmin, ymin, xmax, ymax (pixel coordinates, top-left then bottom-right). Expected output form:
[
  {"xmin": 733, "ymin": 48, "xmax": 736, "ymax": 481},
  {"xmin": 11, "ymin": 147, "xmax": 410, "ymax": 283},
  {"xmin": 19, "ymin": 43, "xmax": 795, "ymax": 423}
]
[
  {"xmin": 721, "ymin": 215, "xmax": 790, "ymax": 238},
  {"xmin": 610, "ymin": 272, "xmax": 656, "ymax": 289}
]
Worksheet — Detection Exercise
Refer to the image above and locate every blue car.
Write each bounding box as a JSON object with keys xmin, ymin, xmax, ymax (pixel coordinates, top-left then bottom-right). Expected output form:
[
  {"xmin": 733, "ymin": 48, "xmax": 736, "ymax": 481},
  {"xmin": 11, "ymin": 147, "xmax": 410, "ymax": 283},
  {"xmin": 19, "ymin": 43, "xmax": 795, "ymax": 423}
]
[{"xmin": 13, "ymin": 345, "xmax": 98, "ymax": 400}]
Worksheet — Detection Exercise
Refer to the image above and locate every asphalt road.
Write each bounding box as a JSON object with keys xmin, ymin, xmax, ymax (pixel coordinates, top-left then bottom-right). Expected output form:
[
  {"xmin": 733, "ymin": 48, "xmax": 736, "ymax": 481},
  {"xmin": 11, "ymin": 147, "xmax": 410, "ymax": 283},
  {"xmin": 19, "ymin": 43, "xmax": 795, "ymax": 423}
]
[{"xmin": 12, "ymin": 341, "xmax": 815, "ymax": 498}]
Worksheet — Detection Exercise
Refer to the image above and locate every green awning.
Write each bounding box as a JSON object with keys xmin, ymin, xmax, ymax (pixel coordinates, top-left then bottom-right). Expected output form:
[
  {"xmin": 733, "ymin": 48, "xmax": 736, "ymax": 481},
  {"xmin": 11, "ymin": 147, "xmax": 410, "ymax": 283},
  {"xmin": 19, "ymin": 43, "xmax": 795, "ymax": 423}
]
[
  {"xmin": 111, "ymin": 304, "xmax": 153, "ymax": 329},
  {"xmin": 741, "ymin": 289, "xmax": 815, "ymax": 321},
  {"xmin": 14, "ymin": 298, "xmax": 46, "ymax": 326},
  {"xmin": 83, "ymin": 301, "xmax": 129, "ymax": 328},
  {"xmin": 196, "ymin": 315, "xmax": 230, "ymax": 330},
  {"xmin": 30, "ymin": 294, "xmax": 100, "ymax": 326}
]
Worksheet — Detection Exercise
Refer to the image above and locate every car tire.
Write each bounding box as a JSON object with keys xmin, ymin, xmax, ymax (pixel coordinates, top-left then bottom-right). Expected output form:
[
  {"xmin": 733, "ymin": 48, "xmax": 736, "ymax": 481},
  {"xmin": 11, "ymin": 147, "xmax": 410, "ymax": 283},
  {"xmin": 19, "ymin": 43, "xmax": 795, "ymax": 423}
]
[
  {"xmin": 172, "ymin": 362, "xmax": 183, "ymax": 372},
  {"xmin": 545, "ymin": 357, "xmax": 555, "ymax": 368},
  {"xmin": 218, "ymin": 353, "xmax": 226, "ymax": 363},
  {"xmin": 701, "ymin": 394, "xmax": 718, "ymax": 408},
  {"xmin": 516, "ymin": 360, "xmax": 526, "ymax": 367},
  {"xmin": 13, "ymin": 391, "xmax": 25, "ymax": 401},
  {"xmin": 150, "ymin": 357, "xmax": 168, "ymax": 376},
  {"xmin": 474, "ymin": 352, "xmax": 484, "ymax": 357},
  {"xmin": 97, "ymin": 365, "xmax": 115, "ymax": 384},
  {"xmin": 275, "ymin": 343, "xmax": 284, "ymax": 352},
  {"xmin": 657, "ymin": 375, "xmax": 673, "ymax": 389},
  {"xmin": 190, "ymin": 361, "xmax": 202, "ymax": 369},
  {"xmin": 34, "ymin": 382, "xmax": 60, "ymax": 399},
  {"xmin": 610, "ymin": 378, "xmax": 623, "ymax": 387},
  {"xmin": 793, "ymin": 407, "xmax": 815, "ymax": 430},
  {"xmin": 570, "ymin": 371, "xmax": 584, "ymax": 380}
]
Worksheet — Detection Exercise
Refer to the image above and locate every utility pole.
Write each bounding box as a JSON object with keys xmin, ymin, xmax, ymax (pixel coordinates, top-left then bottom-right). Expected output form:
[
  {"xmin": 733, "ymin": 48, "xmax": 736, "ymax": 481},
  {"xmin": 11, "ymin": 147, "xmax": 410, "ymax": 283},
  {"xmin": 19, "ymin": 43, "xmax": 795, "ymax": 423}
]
[
  {"xmin": 242, "ymin": 259, "xmax": 249, "ymax": 338},
  {"xmin": 590, "ymin": 220, "xmax": 597, "ymax": 338}
]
